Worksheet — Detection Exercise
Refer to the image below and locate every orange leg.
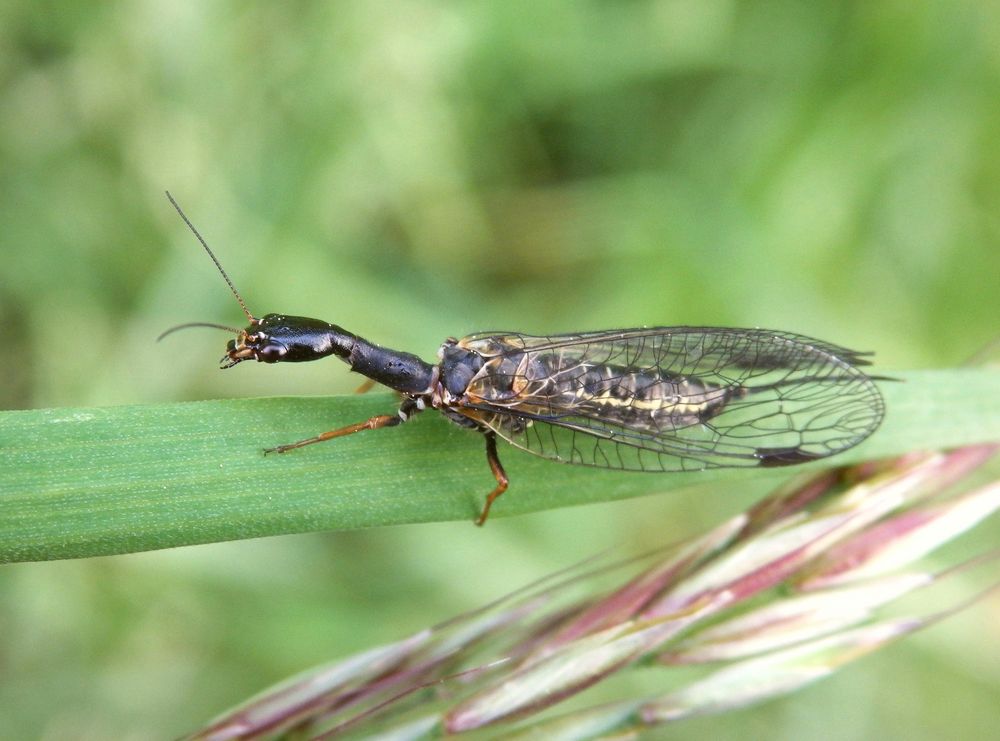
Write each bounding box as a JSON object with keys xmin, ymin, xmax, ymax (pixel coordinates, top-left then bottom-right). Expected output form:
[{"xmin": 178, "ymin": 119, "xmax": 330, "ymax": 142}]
[
  {"xmin": 475, "ymin": 433, "xmax": 509, "ymax": 526},
  {"xmin": 353, "ymin": 378, "xmax": 378, "ymax": 394},
  {"xmin": 264, "ymin": 414, "xmax": 401, "ymax": 455}
]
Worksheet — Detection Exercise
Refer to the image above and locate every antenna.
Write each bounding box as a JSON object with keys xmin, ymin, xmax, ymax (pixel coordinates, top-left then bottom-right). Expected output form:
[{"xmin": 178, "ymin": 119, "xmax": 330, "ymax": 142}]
[
  {"xmin": 165, "ymin": 191, "xmax": 254, "ymax": 322},
  {"xmin": 156, "ymin": 322, "xmax": 242, "ymax": 342}
]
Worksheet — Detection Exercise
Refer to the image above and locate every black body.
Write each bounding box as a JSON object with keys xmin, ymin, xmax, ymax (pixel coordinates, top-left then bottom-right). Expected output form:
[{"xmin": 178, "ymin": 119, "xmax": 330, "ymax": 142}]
[{"xmin": 227, "ymin": 314, "xmax": 435, "ymax": 394}]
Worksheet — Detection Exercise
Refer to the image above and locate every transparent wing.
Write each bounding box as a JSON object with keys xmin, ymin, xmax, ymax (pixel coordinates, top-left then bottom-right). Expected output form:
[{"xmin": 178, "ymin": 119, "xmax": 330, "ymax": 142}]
[{"xmin": 456, "ymin": 328, "xmax": 886, "ymax": 471}]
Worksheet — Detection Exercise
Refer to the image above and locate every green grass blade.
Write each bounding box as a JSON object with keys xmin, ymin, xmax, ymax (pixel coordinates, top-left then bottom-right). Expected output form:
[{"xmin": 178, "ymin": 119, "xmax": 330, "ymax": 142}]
[{"xmin": 1, "ymin": 369, "xmax": 999, "ymax": 563}]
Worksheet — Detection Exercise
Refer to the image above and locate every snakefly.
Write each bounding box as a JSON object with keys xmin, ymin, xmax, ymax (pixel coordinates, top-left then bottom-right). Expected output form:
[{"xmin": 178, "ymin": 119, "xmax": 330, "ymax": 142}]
[{"xmin": 161, "ymin": 193, "xmax": 886, "ymax": 525}]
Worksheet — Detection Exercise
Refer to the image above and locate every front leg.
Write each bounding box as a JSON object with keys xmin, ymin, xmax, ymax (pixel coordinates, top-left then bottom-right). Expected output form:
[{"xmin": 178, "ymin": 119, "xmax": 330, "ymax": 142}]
[{"xmin": 265, "ymin": 398, "xmax": 419, "ymax": 454}]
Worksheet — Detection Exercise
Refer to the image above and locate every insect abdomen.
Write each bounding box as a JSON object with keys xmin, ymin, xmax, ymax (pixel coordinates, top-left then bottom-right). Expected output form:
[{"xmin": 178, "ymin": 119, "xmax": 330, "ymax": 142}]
[
  {"xmin": 570, "ymin": 366, "xmax": 731, "ymax": 429},
  {"xmin": 467, "ymin": 350, "xmax": 731, "ymax": 431}
]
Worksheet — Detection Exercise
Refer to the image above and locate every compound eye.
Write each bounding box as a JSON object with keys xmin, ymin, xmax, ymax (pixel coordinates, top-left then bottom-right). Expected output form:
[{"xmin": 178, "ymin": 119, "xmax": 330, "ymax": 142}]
[{"xmin": 257, "ymin": 342, "xmax": 286, "ymax": 362}]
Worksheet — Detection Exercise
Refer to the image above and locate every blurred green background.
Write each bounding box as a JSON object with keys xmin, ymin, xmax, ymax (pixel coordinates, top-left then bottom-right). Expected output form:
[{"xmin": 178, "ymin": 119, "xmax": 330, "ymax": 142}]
[{"xmin": 2, "ymin": 1, "xmax": 999, "ymax": 738}]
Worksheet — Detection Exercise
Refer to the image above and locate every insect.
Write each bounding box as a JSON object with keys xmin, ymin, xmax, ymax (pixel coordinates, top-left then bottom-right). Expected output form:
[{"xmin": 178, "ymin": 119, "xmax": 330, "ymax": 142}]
[{"xmin": 161, "ymin": 192, "xmax": 886, "ymax": 525}]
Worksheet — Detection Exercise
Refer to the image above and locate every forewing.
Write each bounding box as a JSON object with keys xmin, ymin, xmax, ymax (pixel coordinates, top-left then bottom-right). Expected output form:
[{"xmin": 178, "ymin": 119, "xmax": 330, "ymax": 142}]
[{"xmin": 458, "ymin": 328, "xmax": 885, "ymax": 472}]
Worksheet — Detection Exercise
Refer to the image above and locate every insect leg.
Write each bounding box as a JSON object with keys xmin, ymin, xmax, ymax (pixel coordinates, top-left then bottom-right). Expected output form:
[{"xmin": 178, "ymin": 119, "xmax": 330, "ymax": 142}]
[
  {"xmin": 264, "ymin": 398, "xmax": 419, "ymax": 455},
  {"xmin": 353, "ymin": 378, "xmax": 378, "ymax": 394},
  {"xmin": 475, "ymin": 432, "xmax": 509, "ymax": 527},
  {"xmin": 264, "ymin": 415, "xmax": 401, "ymax": 454}
]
